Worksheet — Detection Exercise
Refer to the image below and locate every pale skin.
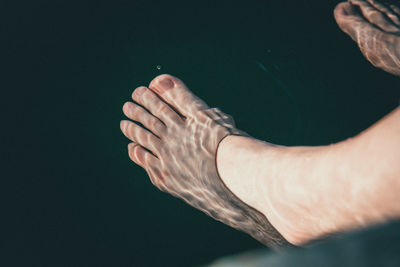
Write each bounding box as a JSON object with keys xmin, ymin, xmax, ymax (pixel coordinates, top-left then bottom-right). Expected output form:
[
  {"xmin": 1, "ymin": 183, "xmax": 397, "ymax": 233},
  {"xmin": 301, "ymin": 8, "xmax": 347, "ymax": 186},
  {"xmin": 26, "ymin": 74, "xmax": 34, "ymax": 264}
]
[
  {"xmin": 121, "ymin": 0, "xmax": 400, "ymax": 247},
  {"xmin": 217, "ymin": 107, "xmax": 400, "ymax": 245}
]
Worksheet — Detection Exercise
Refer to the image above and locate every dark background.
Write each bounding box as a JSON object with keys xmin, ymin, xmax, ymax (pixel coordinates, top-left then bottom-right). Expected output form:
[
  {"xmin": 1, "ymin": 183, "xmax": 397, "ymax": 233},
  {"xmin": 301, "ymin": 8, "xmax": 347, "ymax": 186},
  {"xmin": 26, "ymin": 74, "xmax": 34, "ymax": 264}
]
[{"xmin": 2, "ymin": 0, "xmax": 400, "ymax": 266}]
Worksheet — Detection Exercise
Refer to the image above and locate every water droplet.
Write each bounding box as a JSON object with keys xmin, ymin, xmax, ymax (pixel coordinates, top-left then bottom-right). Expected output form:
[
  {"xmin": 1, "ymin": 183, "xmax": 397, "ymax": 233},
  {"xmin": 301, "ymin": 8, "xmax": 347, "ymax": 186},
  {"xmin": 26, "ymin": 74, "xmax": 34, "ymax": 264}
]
[{"xmin": 156, "ymin": 65, "xmax": 162, "ymax": 70}]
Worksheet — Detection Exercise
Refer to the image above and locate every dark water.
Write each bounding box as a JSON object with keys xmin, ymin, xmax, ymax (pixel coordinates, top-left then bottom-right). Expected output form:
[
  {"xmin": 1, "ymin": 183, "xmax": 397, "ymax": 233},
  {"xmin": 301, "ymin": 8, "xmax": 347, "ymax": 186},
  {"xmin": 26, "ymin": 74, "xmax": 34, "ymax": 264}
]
[{"xmin": 2, "ymin": 0, "xmax": 400, "ymax": 266}]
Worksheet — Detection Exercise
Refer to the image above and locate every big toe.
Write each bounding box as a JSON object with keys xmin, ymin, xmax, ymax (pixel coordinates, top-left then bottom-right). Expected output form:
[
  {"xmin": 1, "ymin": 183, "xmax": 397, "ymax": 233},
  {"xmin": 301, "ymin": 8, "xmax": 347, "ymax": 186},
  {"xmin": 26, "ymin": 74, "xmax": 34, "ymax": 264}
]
[
  {"xmin": 334, "ymin": 2, "xmax": 367, "ymax": 42},
  {"xmin": 148, "ymin": 74, "xmax": 209, "ymax": 118}
]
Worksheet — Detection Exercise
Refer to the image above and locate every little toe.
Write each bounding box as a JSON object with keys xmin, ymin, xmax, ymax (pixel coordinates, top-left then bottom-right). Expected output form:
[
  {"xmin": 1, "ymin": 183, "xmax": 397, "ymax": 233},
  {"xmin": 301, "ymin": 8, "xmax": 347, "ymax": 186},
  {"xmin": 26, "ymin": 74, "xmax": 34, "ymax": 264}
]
[
  {"xmin": 146, "ymin": 165, "xmax": 169, "ymax": 192},
  {"xmin": 128, "ymin": 142, "xmax": 158, "ymax": 168},
  {"xmin": 131, "ymin": 86, "xmax": 183, "ymax": 127},
  {"xmin": 349, "ymin": 0, "xmax": 400, "ymax": 33},
  {"xmin": 120, "ymin": 120, "xmax": 161, "ymax": 156},
  {"xmin": 148, "ymin": 74, "xmax": 210, "ymax": 118},
  {"xmin": 123, "ymin": 101, "xmax": 166, "ymax": 138}
]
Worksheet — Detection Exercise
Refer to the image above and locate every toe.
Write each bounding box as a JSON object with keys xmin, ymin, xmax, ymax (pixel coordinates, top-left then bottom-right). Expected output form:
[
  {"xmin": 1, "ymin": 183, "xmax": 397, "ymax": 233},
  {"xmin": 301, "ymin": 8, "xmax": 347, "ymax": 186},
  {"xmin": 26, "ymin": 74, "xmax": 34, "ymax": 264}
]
[
  {"xmin": 128, "ymin": 142, "xmax": 158, "ymax": 168},
  {"xmin": 127, "ymin": 142, "xmax": 169, "ymax": 192},
  {"xmin": 148, "ymin": 74, "xmax": 209, "ymax": 118},
  {"xmin": 146, "ymin": 165, "xmax": 169, "ymax": 192},
  {"xmin": 349, "ymin": 0, "xmax": 400, "ymax": 33},
  {"xmin": 335, "ymin": 2, "xmax": 385, "ymax": 63},
  {"xmin": 123, "ymin": 101, "xmax": 166, "ymax": 138},
  {"xmin": 335, "ymin": 2, "xmax": 400, "ymax": 75},
  {"xmin": 120, "ymin": 120, "xmax": 161, "ymax": 156},
  {"xmin": 367, "ymin": 0, "xmax": 400, "ymax": 26},
  {"xmin": 389, "ymin": 4, "xmax": 400, "ymax": 17},
  {"xmin": 335, "ymin": 2, "xmax": 366, "ymax": 41},
  {"xmin": 131, "ymin": 86, "xmax": 183, "ymax": 127}
]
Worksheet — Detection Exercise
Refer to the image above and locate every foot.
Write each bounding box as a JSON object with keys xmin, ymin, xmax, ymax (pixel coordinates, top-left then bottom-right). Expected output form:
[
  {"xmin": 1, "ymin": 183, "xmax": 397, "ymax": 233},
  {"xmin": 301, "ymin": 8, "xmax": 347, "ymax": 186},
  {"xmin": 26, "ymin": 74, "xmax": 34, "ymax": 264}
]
[
  {"xmin": 334, "ymin": 0, "xmax": 400, "ymax": 76},
  {"xmin": 120, "ymin": 74, "xmax": 290, "ymax": 249}
]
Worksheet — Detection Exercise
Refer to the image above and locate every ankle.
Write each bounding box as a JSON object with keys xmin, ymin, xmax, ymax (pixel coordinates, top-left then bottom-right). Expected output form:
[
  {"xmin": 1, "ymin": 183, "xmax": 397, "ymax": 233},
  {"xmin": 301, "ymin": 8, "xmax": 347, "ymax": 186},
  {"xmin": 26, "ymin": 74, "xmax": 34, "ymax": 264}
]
[
  {"xmin": 216, "ymin": 135, "xmax": 275, "ymax": 214},
  {"xmin": 259, "ymin": 140, "xmax": 362, "ymax": 245}
]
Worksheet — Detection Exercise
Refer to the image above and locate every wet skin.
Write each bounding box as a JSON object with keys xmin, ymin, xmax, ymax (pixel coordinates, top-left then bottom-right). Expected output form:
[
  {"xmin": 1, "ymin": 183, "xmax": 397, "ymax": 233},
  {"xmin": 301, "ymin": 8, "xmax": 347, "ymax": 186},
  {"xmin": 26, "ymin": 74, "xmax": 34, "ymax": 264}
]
[
  {"xmin": 121, "ymin": 75, "xmax": 289, "ymax": 249},
  {"xmin": 334, "ymin": 0, "xmax": 400, "ymax": 76},
  {"xmin": 121, "ymin": 0, "xmax": 400, "ymax": 248},
  {"xmin": 121, "ymin": 74, "xmax": 287, "ymax": 247}
]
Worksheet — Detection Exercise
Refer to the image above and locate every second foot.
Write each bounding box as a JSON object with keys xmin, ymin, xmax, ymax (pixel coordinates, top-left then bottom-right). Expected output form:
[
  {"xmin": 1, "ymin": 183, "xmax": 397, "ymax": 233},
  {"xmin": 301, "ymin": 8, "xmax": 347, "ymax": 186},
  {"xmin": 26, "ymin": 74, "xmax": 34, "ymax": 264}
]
[{"xmin": 334, "ymin": 0, "xmax": 400, "ymax": 76}]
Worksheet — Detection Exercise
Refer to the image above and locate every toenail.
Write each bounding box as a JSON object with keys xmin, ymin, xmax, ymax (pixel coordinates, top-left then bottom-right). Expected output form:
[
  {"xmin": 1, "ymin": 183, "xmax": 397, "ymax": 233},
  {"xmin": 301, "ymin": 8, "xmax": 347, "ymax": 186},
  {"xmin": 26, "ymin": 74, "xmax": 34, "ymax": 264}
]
[
  {"xmin": 156, "ymin": 77, "xmax": 174, "ymax": 93},
  {"xmin": 135, "ymin": 87, "xmax": 146, "ymax": 96}
]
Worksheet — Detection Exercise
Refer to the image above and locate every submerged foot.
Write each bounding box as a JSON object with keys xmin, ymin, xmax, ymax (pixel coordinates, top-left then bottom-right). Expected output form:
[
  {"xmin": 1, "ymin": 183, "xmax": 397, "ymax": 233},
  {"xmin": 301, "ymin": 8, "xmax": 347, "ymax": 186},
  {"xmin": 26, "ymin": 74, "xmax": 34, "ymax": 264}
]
[
  {"xmin": 334, "ymin": 0, "xmax": 400, "ymax": 76},
  {"xmin": 120, "ymin": 74, "xmax": 290, "ymax": 248}
]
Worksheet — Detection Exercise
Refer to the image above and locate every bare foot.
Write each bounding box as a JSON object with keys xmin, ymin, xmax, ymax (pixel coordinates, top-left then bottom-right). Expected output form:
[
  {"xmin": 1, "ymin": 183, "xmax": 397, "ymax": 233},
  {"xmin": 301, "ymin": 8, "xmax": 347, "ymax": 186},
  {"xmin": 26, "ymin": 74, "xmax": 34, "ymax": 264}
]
[
  {"xmin": 334, "ymin": 0, "xmax": 400, "ymax": 76},
  {"xmin": 120, "ymin": 74, "xmax": 290, "ymax": 249}
]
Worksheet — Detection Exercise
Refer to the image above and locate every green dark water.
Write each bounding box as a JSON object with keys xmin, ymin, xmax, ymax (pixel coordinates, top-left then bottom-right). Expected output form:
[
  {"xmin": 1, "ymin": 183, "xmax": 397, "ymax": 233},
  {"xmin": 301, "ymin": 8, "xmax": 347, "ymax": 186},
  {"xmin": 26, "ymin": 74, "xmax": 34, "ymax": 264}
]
[{"xmin": 3, "ymin": 0, "xmax": 400, "ymax": 266}]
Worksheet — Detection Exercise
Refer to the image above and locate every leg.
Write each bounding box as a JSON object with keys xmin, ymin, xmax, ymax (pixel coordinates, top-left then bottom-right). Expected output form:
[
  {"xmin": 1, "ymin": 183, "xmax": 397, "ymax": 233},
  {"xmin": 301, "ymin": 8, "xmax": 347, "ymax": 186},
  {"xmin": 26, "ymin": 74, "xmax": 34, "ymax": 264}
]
[{"xmin": 121, "ymin": 74, "xmax": 400, "ymax": 247}]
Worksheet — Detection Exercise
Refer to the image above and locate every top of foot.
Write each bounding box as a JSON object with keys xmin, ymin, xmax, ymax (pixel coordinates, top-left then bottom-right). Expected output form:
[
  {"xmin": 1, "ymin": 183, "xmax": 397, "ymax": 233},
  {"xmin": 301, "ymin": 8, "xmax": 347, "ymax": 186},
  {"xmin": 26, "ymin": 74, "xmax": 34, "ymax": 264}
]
[
  {"xmin": 120, "ymin": 74, "xmax": 290, "ymax": 249},
  {"xmin": 334, "ymin": 0, "xmax": 400, "ymax": 76}
]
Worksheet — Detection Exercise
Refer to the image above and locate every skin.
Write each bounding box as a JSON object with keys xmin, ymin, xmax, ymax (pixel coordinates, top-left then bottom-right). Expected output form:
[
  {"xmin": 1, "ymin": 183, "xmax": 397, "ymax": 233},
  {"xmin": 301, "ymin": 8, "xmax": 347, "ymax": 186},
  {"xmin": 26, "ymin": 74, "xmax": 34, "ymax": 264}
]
[
  {"xmin": 120, "ymin": 0, "xmax": 400, "ymax": 248},
  {"xmin": 217, "ymin": 107, "xmax": 400, "ymax": 245},
  {"xmin": 334, "ymin": 0, "xmax": 400, "ymax": 76},
  {"xmin": 121, "ymin": 75, "xmax": 290, "ymax": 249}
]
